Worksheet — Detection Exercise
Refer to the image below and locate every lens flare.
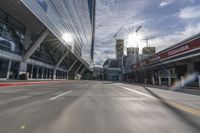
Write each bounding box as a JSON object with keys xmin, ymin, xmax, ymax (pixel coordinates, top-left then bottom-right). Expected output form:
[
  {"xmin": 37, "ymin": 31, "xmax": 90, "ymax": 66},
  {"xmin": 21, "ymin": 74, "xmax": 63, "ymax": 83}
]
[{"xmin": 62, "ymin": 33, "xmax": 73, "ymax": 43}]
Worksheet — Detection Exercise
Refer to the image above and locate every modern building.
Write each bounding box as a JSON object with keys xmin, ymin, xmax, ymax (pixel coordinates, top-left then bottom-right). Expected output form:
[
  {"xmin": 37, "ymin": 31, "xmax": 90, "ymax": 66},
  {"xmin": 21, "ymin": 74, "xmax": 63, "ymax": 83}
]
[
  {"xmin": 0, "ymin": 0, "xmax": 95, "ymax": 80},
  {"xmin": 142, "ymin": 47, "xmax": 156, "ymax": 55},
  {"xmin": 125, "ymin": 33, "xmax": 200, "ymax": 88},
  {"xmin": 127, "ymin": 47, "xmax": 139, "ymax": 56},
  {"xmin": 92, "ymin": 67, "xmax": 104, "ymax": 80},
  {"xmin": 103, "ymin": 59, "xmax": 121, "ymax": 81},
  {"xmin": 116, "ymin": 39, "xmax": 124, "ymax": 59}
]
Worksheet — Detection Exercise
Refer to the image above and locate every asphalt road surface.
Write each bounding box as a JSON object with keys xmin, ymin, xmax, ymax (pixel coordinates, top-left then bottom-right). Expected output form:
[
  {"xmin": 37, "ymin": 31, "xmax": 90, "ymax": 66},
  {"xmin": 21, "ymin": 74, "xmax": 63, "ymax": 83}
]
[{"xmin": 0, "ymin": 81, "xmax": 200, "ymax": 133}]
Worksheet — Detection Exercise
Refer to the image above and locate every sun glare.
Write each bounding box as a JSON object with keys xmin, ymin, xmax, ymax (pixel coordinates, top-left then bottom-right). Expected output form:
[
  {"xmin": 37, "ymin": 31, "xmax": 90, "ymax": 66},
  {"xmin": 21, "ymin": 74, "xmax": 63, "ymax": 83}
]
[
  {"xmin": 127, "ymin": 33, "xmax": 139, "ymax": 47},
  {"xmin": 62, "ymin": 33, "xmax": 73, "ymax": 43}
]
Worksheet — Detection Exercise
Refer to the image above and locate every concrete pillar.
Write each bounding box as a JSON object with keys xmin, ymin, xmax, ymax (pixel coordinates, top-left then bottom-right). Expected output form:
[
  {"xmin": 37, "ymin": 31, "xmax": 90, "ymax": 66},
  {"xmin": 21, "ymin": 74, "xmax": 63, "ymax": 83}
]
[
  {"xmin": 145, "ymin": 78, "xmax": 147, "ymax": 85},
  {"xmin": 198, "ymin": 75, "xmax": 200, "ymax": 88},
  {"xmin": 36, "ymin": 66, "xmax": 39, "ymax": 80},
  {"xmin": 53, "ymin": 68, "xmax": 56, "ymax": 80},
  {"xmin": 181, "ymin": 76, "xmax": 184, "ymax": 88},
  {"xmin": 41, "ymin": 67, "xmax": 44, "ymax": 79},
  {"xmin": 168, "ymin": 76, "xmax": 171, "ymax": 87},
  {"xmin": 19, "ymin": 62, "xmax": 27, "ymax": 76},
  {"xmin": 23, "ymin": 28, "xmax": 50, "ymax": 61},
  {"xmin": 6, "ymin": 60, "xmax": 12, "ymax": 79},
  {"xmin": 159, "ymin": 76, "xmax": 161, "ymax": 86},
  {"xmin": 152, "ymin": 77, "xmax": 155, "ymax": 85},
  {"xmin": 30, "ymin": 64, "xmax": 33, "ymax": 79}
]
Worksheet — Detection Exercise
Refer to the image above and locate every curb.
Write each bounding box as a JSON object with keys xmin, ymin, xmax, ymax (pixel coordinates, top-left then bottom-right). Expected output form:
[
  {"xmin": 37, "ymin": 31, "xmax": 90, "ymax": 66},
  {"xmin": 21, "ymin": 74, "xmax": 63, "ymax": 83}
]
[{"xmin": 0, "ymin": 80, "xmax": 78, "ymax": 87}]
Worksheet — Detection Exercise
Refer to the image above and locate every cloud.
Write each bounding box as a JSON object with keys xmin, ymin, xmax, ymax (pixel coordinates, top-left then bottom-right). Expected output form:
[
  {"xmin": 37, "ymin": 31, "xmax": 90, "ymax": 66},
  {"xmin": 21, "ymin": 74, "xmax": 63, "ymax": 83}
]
[
  {"xmin": 179, "ymin": 5, "xmax": 200, "ymax": 19},
  {"xmin": 94, "ymin": 0, "xmax": 151, "ymax": 66},
  {"xmin": 94, "ymin": 0, "xmax": 200, "ymax": 66},
  {"xmin": 159, "ymin": 0, "xmax": 175, "ymax": 7},
  {"xmin": 149, "ymin": 22, "xmax": 200, "ymax": 52}
]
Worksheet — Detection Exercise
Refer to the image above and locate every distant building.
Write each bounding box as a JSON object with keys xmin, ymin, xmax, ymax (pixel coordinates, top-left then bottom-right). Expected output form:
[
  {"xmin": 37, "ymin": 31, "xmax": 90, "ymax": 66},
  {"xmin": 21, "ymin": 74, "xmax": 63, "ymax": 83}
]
[
  {"xmin": 124, "ymin": 33, "xmax": 200, "ymax": 87},
  {"xmin": 116, "ymin": 39, "xmax": 124, "ymax": 59},
  {"xmin": 142, "ymin": 47, "xmax": 156, "ymax": 55},
  {"xmin": 127, "ymin": 47, "xmax": 139, "ymax": 56},
  {"xmin": 92, "ymin": 67, "xmax": 104, "ymax": 80},
  {"xmin": 123, "ymin": 54, "xmax": 149, "ymax": 67},
  {"xmin": 103, "ymin": 59, "xmax": 121, "ymax": 81}
]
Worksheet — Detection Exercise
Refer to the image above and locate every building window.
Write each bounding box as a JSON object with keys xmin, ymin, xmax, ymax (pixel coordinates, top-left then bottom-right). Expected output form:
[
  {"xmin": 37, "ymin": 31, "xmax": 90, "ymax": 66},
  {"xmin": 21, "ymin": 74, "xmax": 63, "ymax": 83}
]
[
  {"xmin": 0, "ymin": 9, "xmax": 25, "ymax": 55},
  {"xmin": 38, "ymin": 66, "xmax": 43, "ymax": 79},
  {"xmin": 9, "ymin": 61, "xmax": 20, "ymax": 79},
  {"xmin": 32, "ymin": 65, "xmax": 38, "ymax": 79},
  {"xmin": 0, "ymin": 58, "xmax": 9, "ymax": 78},
  {"xmin": 43, "ymin": 67, "xmax": 47, "ymax": 79},
  {"xmin": 27, "ymin": 64, "xmax": 33, "ymax": 79}
]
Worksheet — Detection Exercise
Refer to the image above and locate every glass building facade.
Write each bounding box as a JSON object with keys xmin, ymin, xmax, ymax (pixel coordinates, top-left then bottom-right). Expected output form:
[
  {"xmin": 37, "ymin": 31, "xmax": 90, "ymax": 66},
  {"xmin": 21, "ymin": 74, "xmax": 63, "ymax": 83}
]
[
  {"xmin": 0, "ymin": 9, "xmax": 24, "ymax": 55},
  {"xmin": 21, "ymin": 0, "xmax": 94, "ymax": 67},
  {"xmin": 0, "ymin": 0, "xmax": 94, "ymax": 80}
]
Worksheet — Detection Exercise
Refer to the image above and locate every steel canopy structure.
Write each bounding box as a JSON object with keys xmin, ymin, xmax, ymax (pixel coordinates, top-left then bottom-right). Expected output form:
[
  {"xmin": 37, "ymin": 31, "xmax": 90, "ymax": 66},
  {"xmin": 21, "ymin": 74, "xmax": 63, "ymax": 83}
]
[
  {"xmin": 21, "ymin": 0, "xmax": 93, "ymax": 67},
  {"xmin": 0, "ymin": 0, "xmax": 95, "ymax": 80}
]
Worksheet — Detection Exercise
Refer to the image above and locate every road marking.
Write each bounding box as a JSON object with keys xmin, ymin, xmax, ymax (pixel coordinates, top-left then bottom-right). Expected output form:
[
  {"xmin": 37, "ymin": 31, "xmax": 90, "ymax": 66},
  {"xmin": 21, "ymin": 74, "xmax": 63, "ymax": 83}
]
[
  {"xmin": 119, "ymin": 86, "xmax": 155, "ymax": 99},
  {"xmin": 20, "ymin": 124, "xmax": 26, "ymax": 130},
  {"xmin": 50, "ymin": 90, "xmax": 72, "ymax": 100},
  {"xmin": 164, "ymin": 100, "xmax": 200, "ymax": 117},
  {"xmin": 0, "ymin": 96, "xmax": 31, "ymax": 105},
  {"xmin": 120, "ymin": 85, "xmax": 200, "ymax": 117}
]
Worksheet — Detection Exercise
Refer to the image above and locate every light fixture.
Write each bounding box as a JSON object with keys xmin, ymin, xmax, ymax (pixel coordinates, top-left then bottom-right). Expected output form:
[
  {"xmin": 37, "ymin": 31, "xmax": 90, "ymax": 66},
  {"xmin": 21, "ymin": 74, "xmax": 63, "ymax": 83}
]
[{"xmin": 62, "ymin": 33, "xmax": 73, "ymax": 43}]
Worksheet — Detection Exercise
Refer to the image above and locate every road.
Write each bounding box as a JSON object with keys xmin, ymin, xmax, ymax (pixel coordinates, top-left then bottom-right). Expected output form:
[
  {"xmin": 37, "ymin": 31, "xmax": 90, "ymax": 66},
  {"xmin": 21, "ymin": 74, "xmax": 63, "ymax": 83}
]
[{"xmin": 0, "ymin": 81, "xmax": 199, "ymax": 133}]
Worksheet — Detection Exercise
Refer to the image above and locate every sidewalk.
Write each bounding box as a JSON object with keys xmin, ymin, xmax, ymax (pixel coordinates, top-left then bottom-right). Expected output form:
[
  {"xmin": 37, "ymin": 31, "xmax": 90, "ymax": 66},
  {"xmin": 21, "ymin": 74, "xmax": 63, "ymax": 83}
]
[{"xmin": 122, "ymin": 82, "xmax": 200, "ymax": 95}]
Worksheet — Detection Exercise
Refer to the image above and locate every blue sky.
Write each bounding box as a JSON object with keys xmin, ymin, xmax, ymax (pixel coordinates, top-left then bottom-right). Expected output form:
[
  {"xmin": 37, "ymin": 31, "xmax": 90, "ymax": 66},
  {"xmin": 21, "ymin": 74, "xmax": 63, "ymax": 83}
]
[{"xmin": 94, "ymin": 0, "xmax": 200, "ymax": 66}]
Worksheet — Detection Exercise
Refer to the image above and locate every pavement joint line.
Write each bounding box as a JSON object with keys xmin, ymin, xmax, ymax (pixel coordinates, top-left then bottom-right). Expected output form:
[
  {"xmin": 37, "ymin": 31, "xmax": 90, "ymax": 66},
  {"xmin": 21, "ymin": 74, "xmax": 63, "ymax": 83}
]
[
  {"xmin": 49, "ymin": 90, "xmax": 72, "ymax": 100},
  {"xmin": 119, "ymin": 85, "xmax": 156, "ymax": 99}
]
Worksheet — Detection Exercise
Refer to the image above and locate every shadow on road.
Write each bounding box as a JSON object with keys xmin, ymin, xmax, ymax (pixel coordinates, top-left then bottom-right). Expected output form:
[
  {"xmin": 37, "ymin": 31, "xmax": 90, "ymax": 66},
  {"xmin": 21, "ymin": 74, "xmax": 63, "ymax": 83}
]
[
  {"xmin": 143, "ymin": 86, "xmax": 200, "ymax": 131},
  {"xmin": 102, "ymin": 82, "xmax": 117, "ymax": 84}
]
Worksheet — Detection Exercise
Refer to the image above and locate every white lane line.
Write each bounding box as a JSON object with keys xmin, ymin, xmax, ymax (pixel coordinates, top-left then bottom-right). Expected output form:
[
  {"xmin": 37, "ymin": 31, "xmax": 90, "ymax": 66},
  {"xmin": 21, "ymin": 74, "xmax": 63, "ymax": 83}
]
[
  {"xmin": 119, "ymin": 86, "xmax": 155, "ymax": 99},
  {"xmin": 0, "ymin": 96, "xmax": 31, "ymax": 105},
  {"xmin": 50, "ymin": 90, "xmax": 72, "ymax": 100}
]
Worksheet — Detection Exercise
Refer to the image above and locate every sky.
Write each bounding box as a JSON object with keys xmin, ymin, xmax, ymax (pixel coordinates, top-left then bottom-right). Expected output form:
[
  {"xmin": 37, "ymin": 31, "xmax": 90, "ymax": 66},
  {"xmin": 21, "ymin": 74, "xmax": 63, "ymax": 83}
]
[{"xmin": 94, "ymin": 0, "xmax": 200, "ymax": 67}]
